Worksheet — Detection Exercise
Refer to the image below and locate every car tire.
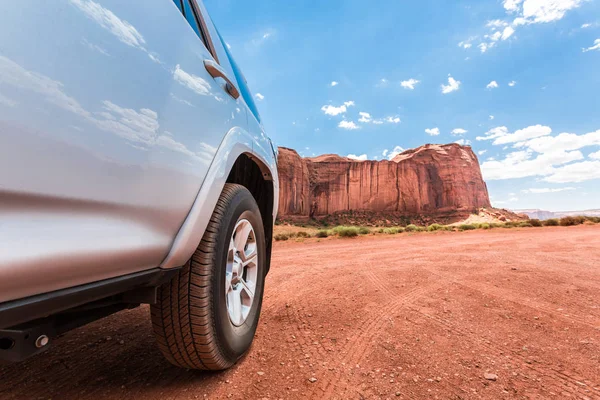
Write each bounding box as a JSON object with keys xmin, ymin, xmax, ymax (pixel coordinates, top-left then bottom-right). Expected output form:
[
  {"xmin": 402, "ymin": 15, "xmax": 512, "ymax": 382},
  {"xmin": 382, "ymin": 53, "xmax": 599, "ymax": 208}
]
[{"xmin": 151, "ymin": 183, "xmax": 266, "ymax": 370}]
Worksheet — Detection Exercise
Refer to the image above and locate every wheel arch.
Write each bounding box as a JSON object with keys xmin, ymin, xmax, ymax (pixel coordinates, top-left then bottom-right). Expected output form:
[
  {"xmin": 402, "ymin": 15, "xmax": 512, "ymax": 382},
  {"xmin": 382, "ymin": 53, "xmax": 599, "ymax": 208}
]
[
  {"xmin": 159, "ymin": 127, "xmax": 278, "ymax": 273},
  {"xmin": 226, "ymin": 154, "xmax": 274, "ymax": 274}
]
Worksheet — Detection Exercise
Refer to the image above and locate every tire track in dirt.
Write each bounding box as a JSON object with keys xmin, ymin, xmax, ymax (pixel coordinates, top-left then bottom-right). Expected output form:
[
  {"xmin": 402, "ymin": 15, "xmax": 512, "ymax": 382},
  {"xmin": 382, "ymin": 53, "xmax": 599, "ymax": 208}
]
[
  {"xmin": 314, "ymin": 267, "xmax": 447, "ymax": 399},
  {"xmin": 421, "ymin": 267, "xmax": 600, "ymax": 331},
  {"xmin": 411, "ymin": 307, "xmax": 598, "ymax": 398}
]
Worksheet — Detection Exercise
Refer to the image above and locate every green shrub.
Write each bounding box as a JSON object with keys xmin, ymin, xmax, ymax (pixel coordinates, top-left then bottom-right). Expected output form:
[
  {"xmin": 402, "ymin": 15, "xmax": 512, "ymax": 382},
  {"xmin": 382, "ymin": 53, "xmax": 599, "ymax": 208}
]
[
  {"xmin": 529, "ymin": 219, "xmax": 543, "ymax": 227},
  {"xmin": 336, "ymin": 227, "xmax": 359, "ymax": 238},
  {"xmin": 377, "ymin": 228, "xmax": 385, "ymax": 233},
  {"xmin": 405, "ymin": 224, "xmax": 419, "ymax": 232},
  {"xmin": 358, "ymin": 227, "xmax": 371, "ymax": 235},
  {"xmin": 458, "ymin": 224, "xmax": 477, "ymax": 231},
  {"xmin": 517, "ymin": 221, "xmax": 533, "ymax": 228},
  {"xmin": 274, "ymin": 233, "xmax": 289, "ymax": 241},
  {"xmin": 544, "ymin": 218, "xmax": 559, "ymax": 226},
  {"xmin": 314, "ymin": 230, "xmax": 329, "ymax": 238},
  {"xmin": 480, "ymin": 223, "xmax": 490, "ymax": 230},
  {"xmin": 296, "ymin": 231, "xmax": 310, "ymax": 238},
  {"xmin": 586, "ymin": 216, "xmax": 600, "ymax": 223},
  {"xmin": 383, "ymin": 227, "xmax": 401, "ymax": 234},
  {"xmin": 427, "ymin": 224, "xmax": 444, "ymax": 232}
]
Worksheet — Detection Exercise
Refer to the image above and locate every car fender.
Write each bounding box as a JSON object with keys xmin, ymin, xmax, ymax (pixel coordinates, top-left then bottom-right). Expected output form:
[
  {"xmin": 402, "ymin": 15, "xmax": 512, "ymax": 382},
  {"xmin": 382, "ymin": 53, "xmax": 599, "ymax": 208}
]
[{"xmin": 159, "ymin": 126, "xmax": 278, "ymax": 270}]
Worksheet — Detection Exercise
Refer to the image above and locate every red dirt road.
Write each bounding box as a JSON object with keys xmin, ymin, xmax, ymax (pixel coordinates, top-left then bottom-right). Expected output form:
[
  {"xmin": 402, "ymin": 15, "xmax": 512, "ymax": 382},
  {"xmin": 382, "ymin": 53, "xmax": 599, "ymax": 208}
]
[{"xmin": 1, "ymin": 226, "xmax": 599, "ymax": 399}]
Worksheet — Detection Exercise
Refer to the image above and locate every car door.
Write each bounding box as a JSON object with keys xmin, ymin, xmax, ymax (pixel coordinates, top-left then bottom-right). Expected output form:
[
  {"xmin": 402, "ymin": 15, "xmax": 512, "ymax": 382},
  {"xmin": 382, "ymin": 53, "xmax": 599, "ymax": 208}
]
[{"xmin": 0, "ymin": 0, "xmax": 246, "ymax": 302}]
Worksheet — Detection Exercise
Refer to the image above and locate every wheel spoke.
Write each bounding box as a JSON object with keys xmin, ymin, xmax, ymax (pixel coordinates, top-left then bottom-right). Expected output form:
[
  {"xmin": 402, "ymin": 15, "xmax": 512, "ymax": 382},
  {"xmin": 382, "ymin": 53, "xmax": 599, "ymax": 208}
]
[
  {"xmin": 228, "ymin": 290, "xmax": 243, "ymax": 326},
  {"xmin": 234, "ymin": 222, "xmax": 252, "ymax": 258},
  {"xmin": 226, "ymin": 218, "xmax": 258, "ymax": 327},
  {"xmin": 225, "ymin": 272, "xmax": 233, "ymax": 293},
  {"xmin": 242, "ymin": 253, "xmax": 258, "ymax": 268},
  {"xmin": 240, "ymin": 278, "xmax": 255, "ymax": 300}
]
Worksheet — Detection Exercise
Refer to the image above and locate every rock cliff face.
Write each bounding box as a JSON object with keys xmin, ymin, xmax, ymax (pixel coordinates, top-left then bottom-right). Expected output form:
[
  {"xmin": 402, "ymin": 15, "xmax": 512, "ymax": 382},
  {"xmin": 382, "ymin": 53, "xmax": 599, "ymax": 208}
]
[{"xmin": 277, "ymin": 144, "xmax": 491, "ymax": 219}]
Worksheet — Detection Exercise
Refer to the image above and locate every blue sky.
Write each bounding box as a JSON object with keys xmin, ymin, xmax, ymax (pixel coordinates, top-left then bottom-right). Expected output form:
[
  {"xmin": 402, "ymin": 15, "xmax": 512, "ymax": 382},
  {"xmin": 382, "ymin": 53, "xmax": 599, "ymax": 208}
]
[{"xmin": 205, "ymin": 0, "xmax": 600, "ymax": 212}]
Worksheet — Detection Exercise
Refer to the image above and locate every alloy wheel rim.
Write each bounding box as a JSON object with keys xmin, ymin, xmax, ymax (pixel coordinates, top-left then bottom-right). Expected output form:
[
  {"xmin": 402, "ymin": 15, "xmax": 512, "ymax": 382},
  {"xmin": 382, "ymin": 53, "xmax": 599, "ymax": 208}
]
[{"xmin": 225, "ymin": 219, "xmax": 258, "ymax": 326}]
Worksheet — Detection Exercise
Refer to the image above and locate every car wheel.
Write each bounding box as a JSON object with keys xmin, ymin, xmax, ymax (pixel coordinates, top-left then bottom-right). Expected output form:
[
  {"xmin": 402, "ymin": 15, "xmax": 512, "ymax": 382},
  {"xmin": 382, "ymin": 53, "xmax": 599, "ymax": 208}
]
[{"xmin": 151, "ymin": 183, "xmax": 266, "ymax": 370}]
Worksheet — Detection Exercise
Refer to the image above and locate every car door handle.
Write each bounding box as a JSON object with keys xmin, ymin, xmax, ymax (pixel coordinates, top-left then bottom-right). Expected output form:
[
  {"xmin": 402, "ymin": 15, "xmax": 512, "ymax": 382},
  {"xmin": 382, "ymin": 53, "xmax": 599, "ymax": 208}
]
[{"xmin": 203, "ymin": 59, "xmax": 240, "ymax": 100}]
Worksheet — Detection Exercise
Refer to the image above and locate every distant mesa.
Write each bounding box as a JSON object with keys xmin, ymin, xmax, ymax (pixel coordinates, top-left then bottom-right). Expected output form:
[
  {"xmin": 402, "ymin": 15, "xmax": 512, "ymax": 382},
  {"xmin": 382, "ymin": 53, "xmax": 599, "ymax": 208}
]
[
  {"xmin": 514, "ymin": 209, "xmax": 600, "ymax": 220},
  {"xmin": 277, "ymin": 143, "xmax": 492, "ymax": 223}
]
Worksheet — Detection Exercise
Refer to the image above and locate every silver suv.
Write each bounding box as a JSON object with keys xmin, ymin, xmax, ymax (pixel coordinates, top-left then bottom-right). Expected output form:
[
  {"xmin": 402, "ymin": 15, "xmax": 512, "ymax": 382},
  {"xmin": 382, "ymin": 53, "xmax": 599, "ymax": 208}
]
[{"xmin": 0, "ymin": 0, "xmax": 279, "ymax": 370}]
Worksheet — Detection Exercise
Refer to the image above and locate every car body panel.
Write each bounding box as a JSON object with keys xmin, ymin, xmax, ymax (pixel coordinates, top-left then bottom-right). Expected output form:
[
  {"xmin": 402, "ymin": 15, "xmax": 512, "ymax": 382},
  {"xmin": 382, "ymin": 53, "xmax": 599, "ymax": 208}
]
[{"xmin": 0, "ymin": 0, "xmax": 257, "ymax": 303}]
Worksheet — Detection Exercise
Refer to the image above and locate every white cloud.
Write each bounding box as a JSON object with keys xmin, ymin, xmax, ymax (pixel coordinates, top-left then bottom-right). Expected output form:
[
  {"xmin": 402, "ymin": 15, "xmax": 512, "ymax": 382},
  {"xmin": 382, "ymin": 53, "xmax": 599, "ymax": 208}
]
[
  {"xmin": 251, "ymin": 29, "xmax": 276, "ymax": 46},
  {"xmin": 81, "ymin": 38, "xmax": 110, "ymax": 56},
  {"xmin": 321, "ymin": 101, "xmax": 354, "ymax": 116},
  {"xmin": 382, "ymin": 149, "xmax": 389, "ymax": 157},
  {"xmin": 452, "ymin": 128, "xmax": 468, "ymax": 135},
  {"xmin": 481, "ymin": 149, "xmax": 584, "ymax": 180},
  {"xmin": 503, "ymin": 0, "xmax": 523, "ymax": 12},
  {"xmin": 490, "ymin": 115, "xmax": 495, "ymax": 120},
  {"xmin": 387, "ymin": 146, "xmax": 405, "ymax": 160},
  {"xmin": 441, "ymin": 75, "xmax": 461, "ymax": 94},
  {"xmin": 590, "ymin": 150, "xmax": 600, "ymax": 159},
  {"xmin": 494, "ymin": 196, "xmax": 519, "ymax": 205},
  {"xmin": 522, "ymin": 187, "xmax": 576, "ymax": 193},
  {"xmin": 543, "ymin": 161, "xmax": 600, "ymax": 183},
  {"xmin": 255, "ymin": 93, "xmax": 265, "ymax": 101},
  {"xmin": 385, "ymin": 116, "xmax": 401, "ymax": 124},
  {"xmin": 401, "ymin": 79, "xmax": 421, "ymax": 90},
  {"xmin": 476, "ymin": 0, "xmax": 585, "ymax": 54},
  {"xmin": 455, "ymin": 139, "xmax": 472, "ymax": 146},
  {"xmin": 514, "ymin": 130, "xmax": 600, "ymax": 153},
  {"xmin": 338, "ymin": 120, "xmax": 360, "ymax": 130},
  {"xmin": 478, "ymin": 150, "xmax": 488, "ymax": 155},
  {"xmin": 347, "ymin": 154, "xmax": 367, "ymax": 161},
  {"xmin": 486, "ymin": 81, "xmax": 499, "ymax": 89},
  {"xmin": 358, "ymin": 112, "xmax": 372, "ymax": 123},
  {"xmin": 0, "ymin": 55, "xmax": 90, "ymax": 118},
  {"xmin": 581, "ymin": 23, "xmax": 592, "ymax": 28},
  {"xmin": 480, "ymin": 124, "xmax": 600, "ymax": 183},
  {"xmin": 502, "ymin": 26, "xmax": 516, "ymax": 40},
  {"xmin": 479, "ymin": 42, "xmax": 494, "ymax": 53},
  {"xmin": 508, "ymin": 81, "xmax": 517, "ymax": 87},
  {"xmin": 487, "ymin": 19, "xmax": 510, "ymax": 28},
  {"xmin": 425, "ymin": 127, "xmax": 440, "ymax": 136},
  {"xmin": 173, "ymin": 65, "xmax": 212, "ymax": 97},
  {"xmin": 69, "ymin": 0, "xmax": 145, "ymax": 49},
  {"xmin": 376, "ymin": 78, "xmax": 389, "ymax": 88},
  {"xmin": 477, "ymin": 125, "xmax": 552, "ymax": 145},
  {"xmin": 330, "ymin": 81, "xmax": 339, "ymax": 87},
  {"xmin": 517, "ymin": 0, "xmax": 586, "ymax": 24},
  {"xmin": 583, "ymin": 39, "xmax": 600, "ymax": 52},
  {"xmin": 459, "ymin": 41, "xmax": 473, "ymax": 49}
]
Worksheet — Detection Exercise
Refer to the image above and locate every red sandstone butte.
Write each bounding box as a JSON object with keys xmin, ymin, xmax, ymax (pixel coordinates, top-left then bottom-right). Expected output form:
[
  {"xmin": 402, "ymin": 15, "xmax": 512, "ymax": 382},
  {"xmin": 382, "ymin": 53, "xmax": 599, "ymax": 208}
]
[{"xmin": 276, "ymin": 143, "xmax": 491, "ymax": 218}]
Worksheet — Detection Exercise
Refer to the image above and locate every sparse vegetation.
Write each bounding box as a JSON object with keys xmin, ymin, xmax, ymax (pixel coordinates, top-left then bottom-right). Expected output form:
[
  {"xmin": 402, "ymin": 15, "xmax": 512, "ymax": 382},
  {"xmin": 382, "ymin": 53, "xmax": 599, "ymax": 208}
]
[
  {"xmin": 529, "ymin": 219, "xmax": 543, "ymax": 227},
  {"xmin": 427, "ymin": 224, "xmax": 444, "ymax": 232},
  {"xmin": 358, "ymin": 227, "xmax": 371, "ymax": 235},
  {"xmin": 334, "ymin": 226, "xmax": 359, "ymax": 238},
  {"xmin": 383, "ymin": 227, "xmax": 402, "ymax": 234},
  {"xmin": 560, "ymin": 216, "xmax": 586, "ymax": 226},
  {"xmin": 315, "ymin": 230, "xmax": 329, "ymax": 238},
  {"xmin": 274, "ymin": 233, "xmax": 290, "ymax": 241},
  {"xmin": 274, "ymin": 214, "xmax": 596, "ymax": 242},
  {"xmin": 544, "ymin": 218, "xmax": 559, "ymax": 226},
  {"xmin": 405, "ymin": 224, "xmax": 419, "ymax": 232}
]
